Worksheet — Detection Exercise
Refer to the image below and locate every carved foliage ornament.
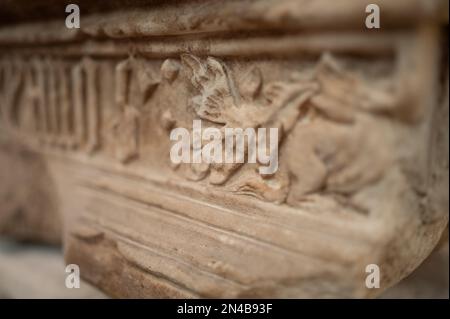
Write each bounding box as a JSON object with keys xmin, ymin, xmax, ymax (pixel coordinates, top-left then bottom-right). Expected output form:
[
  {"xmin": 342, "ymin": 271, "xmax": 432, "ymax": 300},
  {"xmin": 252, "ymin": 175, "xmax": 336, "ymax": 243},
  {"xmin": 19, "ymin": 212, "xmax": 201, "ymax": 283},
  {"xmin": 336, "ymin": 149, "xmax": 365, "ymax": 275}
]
[
  {"xmin": 0, "ymin": 53, "xmax": 397, "ymax": 207},
  {"xmin": 175, "ymin": 53, "xmax": 397, "ymax": 206}
]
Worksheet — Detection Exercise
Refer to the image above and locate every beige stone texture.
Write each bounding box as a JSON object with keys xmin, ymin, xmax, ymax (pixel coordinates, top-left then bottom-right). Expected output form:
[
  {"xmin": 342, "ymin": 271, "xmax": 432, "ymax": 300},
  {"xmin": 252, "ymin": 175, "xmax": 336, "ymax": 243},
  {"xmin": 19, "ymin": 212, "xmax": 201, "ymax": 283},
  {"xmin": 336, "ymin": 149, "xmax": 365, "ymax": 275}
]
[{"xmin": 0, "ymin": 0, "xmax": 448, "ymax": 298}]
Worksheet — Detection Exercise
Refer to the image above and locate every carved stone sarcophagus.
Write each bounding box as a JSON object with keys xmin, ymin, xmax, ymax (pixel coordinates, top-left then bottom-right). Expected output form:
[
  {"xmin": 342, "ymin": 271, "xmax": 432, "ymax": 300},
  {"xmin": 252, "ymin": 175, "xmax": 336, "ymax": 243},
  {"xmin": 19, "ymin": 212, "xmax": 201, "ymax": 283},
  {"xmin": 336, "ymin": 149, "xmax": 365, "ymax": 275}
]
[{"xmin": 0, "ymin": 0, "xmax": 448, "ymax": 298}]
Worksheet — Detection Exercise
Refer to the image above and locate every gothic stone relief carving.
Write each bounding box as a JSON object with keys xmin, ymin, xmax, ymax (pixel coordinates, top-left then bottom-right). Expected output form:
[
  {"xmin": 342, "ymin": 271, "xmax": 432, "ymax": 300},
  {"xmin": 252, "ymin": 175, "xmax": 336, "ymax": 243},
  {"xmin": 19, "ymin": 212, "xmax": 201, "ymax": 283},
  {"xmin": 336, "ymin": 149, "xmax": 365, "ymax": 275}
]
[
  {"xmin": 172, "ymin": 53, "xmax": 398, "ymax": 208},
  {"xmin": 0, "ymin": 0, "xmax": 448, "ymax": 299}
]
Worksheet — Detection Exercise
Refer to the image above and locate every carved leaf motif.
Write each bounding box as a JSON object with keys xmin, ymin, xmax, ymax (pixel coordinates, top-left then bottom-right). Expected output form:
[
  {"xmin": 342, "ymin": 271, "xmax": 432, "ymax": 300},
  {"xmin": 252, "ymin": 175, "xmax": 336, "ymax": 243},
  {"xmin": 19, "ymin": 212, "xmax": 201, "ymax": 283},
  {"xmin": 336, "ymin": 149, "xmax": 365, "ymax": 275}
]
[
  {"xmin": 135, "ymin": 59, "xmax": 160, "ymax": 106},
  {"xmin": 176, "ymin": 53, "xmax": 399, "ymax": 208},
  {"xmin": 311, "ymin": 53, "xmax": 396, "ymax": 121},
  {"xmin": 111, "ymin": 106, "xmax": 139, "ymax": 164},
  {"xmin": 111, "ymin": 57, "xmax": 161, "ymax": 164},
  {"xmin": 239, "ymin": 67, "xmax": 262, "ymax": 101},
  {"xmin": 181, "ymin": 54, "xmax": 240, "ymax": 125},
  {"xmin": 160, "ymin": 58, "xmax": 180, "ymax": 83}
]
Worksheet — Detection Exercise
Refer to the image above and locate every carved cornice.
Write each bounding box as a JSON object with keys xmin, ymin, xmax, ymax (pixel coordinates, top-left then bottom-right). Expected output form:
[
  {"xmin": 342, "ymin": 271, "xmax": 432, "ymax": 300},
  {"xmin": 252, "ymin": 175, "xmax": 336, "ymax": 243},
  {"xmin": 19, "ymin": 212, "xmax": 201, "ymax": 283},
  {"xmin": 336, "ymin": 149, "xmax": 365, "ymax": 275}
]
[{"xmin": 0, "ymin": 0, "xmax": 447, "ymax": 45}]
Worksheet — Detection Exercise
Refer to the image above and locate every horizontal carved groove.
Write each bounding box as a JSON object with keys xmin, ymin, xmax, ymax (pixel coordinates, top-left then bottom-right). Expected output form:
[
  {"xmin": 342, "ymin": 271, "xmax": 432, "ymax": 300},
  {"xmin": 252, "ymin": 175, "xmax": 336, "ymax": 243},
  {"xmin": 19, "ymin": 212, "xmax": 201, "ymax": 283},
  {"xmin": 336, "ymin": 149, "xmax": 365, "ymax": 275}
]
[
  {"xmin": 0, "ymin": 0, "xmax": 446, "ymax": 45},
  {"xmin": 79, "ymin": 186, "xmax": 343, "ymax": 285},
  {"xmin": 47, "ymin": 153, "xmax": 379, "ymax": 243},
  {"xmin": 74, "ymin": 234, "xmax": 201, "ymax": 298},
  {"xmin": 0, "ymin": 33, "xmax": 400, "ymax": 58},
  {"xmin": 81, "ymin": 179, "xmax": 372, "ymax": 265},
  {"xmin": 74, "ymin": 219, "xmax": 244, "ymax": 297}
]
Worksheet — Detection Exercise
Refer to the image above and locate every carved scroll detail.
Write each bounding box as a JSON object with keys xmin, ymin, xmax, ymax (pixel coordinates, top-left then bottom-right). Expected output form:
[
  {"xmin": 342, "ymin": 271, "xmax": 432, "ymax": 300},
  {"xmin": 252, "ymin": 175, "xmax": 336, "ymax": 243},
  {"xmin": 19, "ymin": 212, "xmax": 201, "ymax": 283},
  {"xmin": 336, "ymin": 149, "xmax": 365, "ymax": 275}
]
[
  {"xmin": 0, "ymin": 57, "xmax": 103, "ymax": 151},
  {"xmin": 72, "ymin": 58, "xmax": 101, "ymax": 152},
  {"xmin": 110, "ymin": 57, "xmax": 160, "ymax": 163},
  {"xmin": 0, "ymin": 58, "xmax": 24, "ymax": 128}
]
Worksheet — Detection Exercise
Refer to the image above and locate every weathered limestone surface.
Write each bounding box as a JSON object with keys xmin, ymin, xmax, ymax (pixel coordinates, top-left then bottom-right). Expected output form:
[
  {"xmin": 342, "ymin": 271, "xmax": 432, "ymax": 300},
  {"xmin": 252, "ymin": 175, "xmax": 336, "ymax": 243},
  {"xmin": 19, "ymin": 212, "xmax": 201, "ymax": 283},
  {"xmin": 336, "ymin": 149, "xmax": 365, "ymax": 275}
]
[
  {"xmin": 0, "ymin": 0, "xmax": 448, "ymax": 298},
  {"xmin": 0, "ymin": 238, "xmax": 445, "ymax": 299},
  {"xmin": 380, "ymin": 239, "xmax": 449, "ymax": 299}
]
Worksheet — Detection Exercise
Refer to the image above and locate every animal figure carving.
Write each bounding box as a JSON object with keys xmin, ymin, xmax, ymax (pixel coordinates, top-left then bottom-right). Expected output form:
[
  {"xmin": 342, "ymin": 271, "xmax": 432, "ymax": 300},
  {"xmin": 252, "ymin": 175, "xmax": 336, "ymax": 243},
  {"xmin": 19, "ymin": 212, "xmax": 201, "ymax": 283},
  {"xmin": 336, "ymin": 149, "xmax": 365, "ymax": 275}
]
[{"xmin": 180, "ymin": 53, "xmax": 396, "ymax": 206}]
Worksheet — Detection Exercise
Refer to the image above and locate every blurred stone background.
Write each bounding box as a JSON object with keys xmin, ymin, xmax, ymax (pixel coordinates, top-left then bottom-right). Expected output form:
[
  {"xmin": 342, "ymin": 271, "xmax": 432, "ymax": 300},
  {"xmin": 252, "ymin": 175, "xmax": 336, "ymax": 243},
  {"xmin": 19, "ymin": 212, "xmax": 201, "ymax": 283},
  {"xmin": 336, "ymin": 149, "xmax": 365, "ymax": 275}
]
[{"xmin": 0, "ymin": 239, "xmax": 106, "ymax": 299}]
